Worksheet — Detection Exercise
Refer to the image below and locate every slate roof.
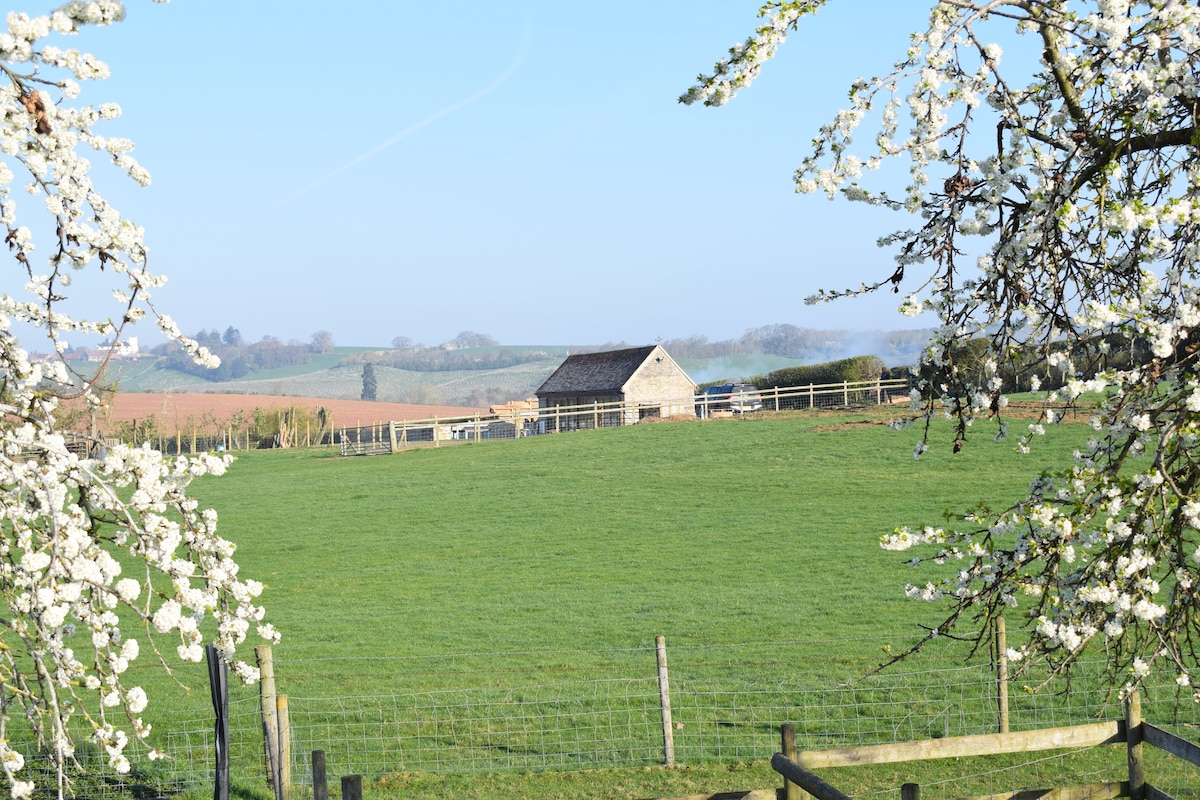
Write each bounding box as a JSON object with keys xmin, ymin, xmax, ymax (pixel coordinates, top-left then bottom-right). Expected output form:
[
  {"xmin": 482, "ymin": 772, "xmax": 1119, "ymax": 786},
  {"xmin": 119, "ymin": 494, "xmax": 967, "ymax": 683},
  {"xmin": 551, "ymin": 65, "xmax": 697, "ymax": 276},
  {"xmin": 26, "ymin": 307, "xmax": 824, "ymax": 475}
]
[{"xmin": 536, "ymin": 345, "xmax": 659, "ymax": 395}]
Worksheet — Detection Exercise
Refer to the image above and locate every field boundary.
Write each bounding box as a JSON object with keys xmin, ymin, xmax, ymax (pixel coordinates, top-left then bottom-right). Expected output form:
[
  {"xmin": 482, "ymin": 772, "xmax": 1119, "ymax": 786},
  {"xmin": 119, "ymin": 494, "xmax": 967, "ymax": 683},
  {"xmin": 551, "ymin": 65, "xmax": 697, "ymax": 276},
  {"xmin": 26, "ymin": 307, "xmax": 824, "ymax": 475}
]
[
  {"xmin": 775, "ymin": 692, "xmax": 1198, "ymax": 800},
  {"xmin": 144, "ymin": 636, "xmax": 1200, "ymax": 799},
  {"xmin": 338, "ymin": 378, "xmax": 912, "ymax": 455}
]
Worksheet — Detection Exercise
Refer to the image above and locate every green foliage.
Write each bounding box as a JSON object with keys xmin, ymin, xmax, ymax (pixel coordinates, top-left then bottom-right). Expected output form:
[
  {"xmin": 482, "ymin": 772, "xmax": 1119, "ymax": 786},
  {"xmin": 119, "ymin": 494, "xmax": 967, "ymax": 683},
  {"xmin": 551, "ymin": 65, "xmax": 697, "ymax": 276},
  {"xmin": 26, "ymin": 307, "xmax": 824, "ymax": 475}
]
[
  {"xmin": 361, "ymin": 363, "xmax": 378, "ymax": 401},
  {"xmin": 152, "ymin": 331, "xmax": 313, "ymax": 381},
  {"xmin": 751, "ymin": 355, "xmax": 885, "ymax": 388}
]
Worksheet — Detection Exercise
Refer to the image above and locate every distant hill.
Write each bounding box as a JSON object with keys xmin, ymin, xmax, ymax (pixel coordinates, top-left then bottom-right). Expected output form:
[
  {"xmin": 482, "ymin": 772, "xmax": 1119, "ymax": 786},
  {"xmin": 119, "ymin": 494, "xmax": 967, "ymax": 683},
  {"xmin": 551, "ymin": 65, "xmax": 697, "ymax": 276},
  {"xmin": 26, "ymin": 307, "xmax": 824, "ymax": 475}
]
[{"xmin": 90, "ymin": 328, "xmax": 932, "ymax": 407}]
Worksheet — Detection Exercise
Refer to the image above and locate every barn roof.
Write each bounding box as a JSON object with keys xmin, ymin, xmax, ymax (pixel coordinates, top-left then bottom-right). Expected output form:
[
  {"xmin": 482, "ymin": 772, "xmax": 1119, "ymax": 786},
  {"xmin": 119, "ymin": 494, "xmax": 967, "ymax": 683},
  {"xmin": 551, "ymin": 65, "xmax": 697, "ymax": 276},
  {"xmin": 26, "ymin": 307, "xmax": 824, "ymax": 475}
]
[{"xmin": 536, "ymin": 345, "xmax": 660, "ymax": 395}]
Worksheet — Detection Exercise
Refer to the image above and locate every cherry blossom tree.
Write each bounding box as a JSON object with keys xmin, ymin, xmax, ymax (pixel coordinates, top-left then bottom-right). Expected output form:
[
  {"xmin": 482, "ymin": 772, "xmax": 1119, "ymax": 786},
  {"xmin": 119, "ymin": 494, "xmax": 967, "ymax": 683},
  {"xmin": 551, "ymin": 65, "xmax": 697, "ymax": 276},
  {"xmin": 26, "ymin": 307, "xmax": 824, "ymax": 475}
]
[
  {"xmin": 685, "ymin": 1, "xmax": 1200, "ymax": 694},
  {"xmin": 0, "ymin": 2, "xmax": 277, "ymax": 796}
]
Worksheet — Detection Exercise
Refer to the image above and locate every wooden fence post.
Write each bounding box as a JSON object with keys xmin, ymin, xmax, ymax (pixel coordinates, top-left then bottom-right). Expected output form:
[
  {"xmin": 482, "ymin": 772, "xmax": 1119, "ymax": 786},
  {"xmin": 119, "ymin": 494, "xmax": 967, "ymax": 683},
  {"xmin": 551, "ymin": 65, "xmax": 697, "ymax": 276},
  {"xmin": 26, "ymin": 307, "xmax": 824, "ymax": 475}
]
[
  {"xmin": 655, "ymin": 635, "xmax": 675, "ymax": 767},
  {"xmin": 1126, "ymin": 692, "xmax": 1145, "ymax": 800},
  {"xmin": 277, "ymin": 694, "xmax": 292, "ymax": 800},
  {"xmin": 256, "ymin": 645, "xmax": 281, "ymax": 799},
  {"xmin": 311, "ymin": 751, "xmax": 327, "ymax": 800},
  {"xmin": 901, "ymin": 783, "xmax": 921, "ymax": 800},
  {"xmin": 781, "ymin": 723, "xmax": 814, "ymax": 800},
  {"xmin": 996, "ymin": 617, "xmax": 1009, "ymax": 734},
  {"xmin": 340, "ymin": 776, "xmax": 362, "ymax": 800}
]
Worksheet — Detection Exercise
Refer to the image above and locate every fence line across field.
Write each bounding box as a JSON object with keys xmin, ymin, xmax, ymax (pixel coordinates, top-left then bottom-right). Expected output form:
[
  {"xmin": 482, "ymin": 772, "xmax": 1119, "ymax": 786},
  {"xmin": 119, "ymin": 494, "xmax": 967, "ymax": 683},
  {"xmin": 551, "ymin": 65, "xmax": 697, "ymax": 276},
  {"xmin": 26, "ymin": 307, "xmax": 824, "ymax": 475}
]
[
  {"xmin": 146, "ymin": 631, "xmax": 1200, "ymax": 797},
  {"xmin": 341, "ymin": 377, "xmax": 912, "ymax": 455},
  {"xmin": 89, "ymin": 378, "xmax": 910, "ymax": 456}
]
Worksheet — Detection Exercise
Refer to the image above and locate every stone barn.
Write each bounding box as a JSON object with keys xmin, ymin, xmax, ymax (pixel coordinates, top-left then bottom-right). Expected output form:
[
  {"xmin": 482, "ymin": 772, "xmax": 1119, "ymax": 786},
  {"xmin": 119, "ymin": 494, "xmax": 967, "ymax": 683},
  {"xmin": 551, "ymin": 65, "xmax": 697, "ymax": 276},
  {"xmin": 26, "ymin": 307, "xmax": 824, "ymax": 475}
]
[{"xmin": 535, "ymin": 345, "xmax": 696, "ymax": 432}]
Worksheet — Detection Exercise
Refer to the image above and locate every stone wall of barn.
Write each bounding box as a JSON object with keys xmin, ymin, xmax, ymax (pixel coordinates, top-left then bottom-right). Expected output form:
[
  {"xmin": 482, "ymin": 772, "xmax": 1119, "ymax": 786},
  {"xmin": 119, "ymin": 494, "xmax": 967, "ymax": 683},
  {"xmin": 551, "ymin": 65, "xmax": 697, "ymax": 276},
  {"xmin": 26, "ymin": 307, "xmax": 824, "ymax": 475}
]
[{"xmin": 624, "ymin": 348, "xmax": 696, "ymax": 419}]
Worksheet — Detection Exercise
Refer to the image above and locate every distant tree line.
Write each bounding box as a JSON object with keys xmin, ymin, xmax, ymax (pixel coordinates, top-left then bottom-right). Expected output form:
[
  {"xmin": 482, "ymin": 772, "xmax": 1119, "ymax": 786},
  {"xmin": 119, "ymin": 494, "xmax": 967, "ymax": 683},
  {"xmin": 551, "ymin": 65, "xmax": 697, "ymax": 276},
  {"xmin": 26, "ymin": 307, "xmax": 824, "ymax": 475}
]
[
  {"xmin": 147, "ymin": 324, "xmax": 947, "ymax": 385},
  {"xmin": 746, "ymin": 355, "xmax": 888, "ymax": 389},
  {"xmin": 354, "ymin": 331, "xmax": 626, "ymax": 375},
  {"xmin": 343, "ymin": 347, "xmax": 550, "ymax": 373},
  {"xmin": 151, "ymin": 327, "xmax": 332, "ymax": 382},
  {"xmin": 662, "ymin": 324, "xmax": 934, "ymax": 364}
]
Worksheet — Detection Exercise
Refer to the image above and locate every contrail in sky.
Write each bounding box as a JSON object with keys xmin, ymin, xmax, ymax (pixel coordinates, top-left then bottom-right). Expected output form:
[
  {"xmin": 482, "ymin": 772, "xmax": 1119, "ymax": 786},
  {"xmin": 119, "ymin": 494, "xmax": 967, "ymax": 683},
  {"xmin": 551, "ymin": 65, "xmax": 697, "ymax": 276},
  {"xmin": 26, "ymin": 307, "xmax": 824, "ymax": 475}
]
[{"xmin": 276, "ymin": 25, "xmax": 531, "ymax": 206}]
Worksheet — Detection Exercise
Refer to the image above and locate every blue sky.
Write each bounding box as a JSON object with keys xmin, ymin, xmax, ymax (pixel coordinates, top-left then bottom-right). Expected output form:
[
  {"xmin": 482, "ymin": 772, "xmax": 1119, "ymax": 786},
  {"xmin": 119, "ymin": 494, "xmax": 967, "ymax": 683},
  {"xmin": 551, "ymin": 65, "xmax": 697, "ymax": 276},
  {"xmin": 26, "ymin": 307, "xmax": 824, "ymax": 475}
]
[{"xmin": 40, "ymin": 1, "xmax": 934, "ymax": 349}]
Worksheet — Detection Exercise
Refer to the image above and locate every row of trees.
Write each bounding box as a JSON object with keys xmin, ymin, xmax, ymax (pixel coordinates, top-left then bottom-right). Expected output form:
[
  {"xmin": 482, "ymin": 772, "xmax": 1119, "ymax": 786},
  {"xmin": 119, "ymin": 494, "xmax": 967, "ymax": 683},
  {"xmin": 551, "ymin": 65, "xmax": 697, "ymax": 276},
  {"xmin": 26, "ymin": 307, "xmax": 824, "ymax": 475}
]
[
  {"xmin": 662, "ymin": 325, "xmax": 932, "ymax": 364},
  {"xmin": 151, "ymin": 328, "xmax": 340, "ymax": 381},
  {"xmin": 391, "ymin": 331, "xmax": 498, "ymax": 350}
]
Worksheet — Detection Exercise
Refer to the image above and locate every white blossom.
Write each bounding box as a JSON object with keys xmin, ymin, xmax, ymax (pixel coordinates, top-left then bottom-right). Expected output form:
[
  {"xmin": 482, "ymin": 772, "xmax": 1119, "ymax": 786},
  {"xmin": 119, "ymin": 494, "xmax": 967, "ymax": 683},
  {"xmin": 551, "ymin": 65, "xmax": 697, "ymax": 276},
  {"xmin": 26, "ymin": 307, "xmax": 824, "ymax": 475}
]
[
  {"xmin": 0, "ymin": 3, "xmax": 275, "ymax": 797},
  {"xmin": 687, "ymin": 1, "xmax": 1200, "ymax": 690}
]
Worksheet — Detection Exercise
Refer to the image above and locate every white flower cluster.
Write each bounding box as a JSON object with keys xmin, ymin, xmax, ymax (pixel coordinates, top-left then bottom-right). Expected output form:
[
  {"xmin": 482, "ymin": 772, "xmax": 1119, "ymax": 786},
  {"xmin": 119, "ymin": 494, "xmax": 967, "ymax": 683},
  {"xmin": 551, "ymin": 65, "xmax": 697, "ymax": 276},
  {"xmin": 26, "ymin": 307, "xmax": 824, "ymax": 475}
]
[
  {"xmin": 678, "ymin": 2, "xmax": 820, "ymax": 107},
  {"xmin": 0, "ymin": 3, "xmax": 276, "ymax": 797},
  {"xmin": 687, "ymin": 1, "xmax": 1200, "ymax": 690}
]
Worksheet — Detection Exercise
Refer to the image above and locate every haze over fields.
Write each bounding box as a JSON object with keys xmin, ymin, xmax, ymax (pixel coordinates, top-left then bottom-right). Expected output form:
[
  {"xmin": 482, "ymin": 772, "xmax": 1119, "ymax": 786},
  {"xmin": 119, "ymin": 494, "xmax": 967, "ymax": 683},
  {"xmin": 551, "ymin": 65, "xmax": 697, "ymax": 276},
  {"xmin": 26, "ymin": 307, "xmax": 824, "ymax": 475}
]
[{"xmin": 81, "ymin": 325, "xmax": 932, "ymax": 410}]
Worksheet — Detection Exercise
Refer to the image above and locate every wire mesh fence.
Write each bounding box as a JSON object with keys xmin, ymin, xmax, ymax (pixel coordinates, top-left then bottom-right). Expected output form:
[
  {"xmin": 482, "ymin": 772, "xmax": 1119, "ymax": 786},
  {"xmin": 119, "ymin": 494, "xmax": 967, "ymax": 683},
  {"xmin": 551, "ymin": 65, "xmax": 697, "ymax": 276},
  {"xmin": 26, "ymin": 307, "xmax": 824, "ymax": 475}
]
[{"xmin": 144, "ymin": 637, "xmax": 1200, "ymax": 797}]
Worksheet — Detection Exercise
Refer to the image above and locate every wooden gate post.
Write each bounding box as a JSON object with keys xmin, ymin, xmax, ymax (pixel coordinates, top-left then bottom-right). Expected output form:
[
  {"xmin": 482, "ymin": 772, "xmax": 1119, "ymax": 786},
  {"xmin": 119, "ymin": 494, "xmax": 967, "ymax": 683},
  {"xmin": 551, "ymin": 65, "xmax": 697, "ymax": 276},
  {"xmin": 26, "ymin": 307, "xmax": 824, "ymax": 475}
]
[
  {"xmin": 1126, "ymin": 692, "xmax": 1145, "ymax": 800},
  {"xmin": 781, "ymin": 724, "xmax": 813, "ymax": 800}
]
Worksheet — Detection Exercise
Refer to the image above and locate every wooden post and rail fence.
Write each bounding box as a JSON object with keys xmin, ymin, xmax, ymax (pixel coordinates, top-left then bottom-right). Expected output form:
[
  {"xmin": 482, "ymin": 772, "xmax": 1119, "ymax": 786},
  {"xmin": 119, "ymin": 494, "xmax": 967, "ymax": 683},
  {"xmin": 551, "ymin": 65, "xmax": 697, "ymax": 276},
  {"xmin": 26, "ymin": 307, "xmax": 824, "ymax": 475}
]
[
  {"xmin": 337, "ymin": 378, "xmax": 912, "ymax": 455},
  {"xmin": 774, "ymin": 691, "xmax": 1198, "ymax": 800}
]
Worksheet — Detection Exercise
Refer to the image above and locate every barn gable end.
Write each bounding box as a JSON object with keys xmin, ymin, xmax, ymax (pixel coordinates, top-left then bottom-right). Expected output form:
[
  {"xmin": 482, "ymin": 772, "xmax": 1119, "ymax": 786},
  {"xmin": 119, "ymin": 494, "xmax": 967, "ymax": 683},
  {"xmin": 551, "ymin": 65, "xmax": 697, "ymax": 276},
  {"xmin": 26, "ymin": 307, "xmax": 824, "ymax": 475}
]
[{"xmin": 535, "ymin": 345, "xmax": 695, "ymax": 430}]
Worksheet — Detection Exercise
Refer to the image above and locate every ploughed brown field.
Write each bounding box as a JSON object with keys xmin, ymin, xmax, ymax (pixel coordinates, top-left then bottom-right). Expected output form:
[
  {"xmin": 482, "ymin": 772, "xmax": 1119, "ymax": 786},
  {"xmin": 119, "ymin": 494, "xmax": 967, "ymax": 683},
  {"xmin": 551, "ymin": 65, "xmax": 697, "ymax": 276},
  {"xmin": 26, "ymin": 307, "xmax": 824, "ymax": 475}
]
[{"xmin": 81, "ymin": 393, "xmax": 487, "ymax": 432}]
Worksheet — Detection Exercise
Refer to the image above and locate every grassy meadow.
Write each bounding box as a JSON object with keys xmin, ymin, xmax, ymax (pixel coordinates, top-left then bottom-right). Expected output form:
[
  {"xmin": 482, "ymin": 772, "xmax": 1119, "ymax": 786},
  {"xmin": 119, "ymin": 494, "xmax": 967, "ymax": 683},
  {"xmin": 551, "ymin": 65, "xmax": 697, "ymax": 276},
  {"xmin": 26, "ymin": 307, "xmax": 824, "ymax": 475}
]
[
  {"xmin": 189, "ymin": 408, "xmax": 1085, "ymax": 667},
  {"xmin": 97, "ymin": 405, "xmax": 1200, "ymax": 799},
  {"xmin": 109, "ymin": 405, "xmax": 1166, "ymax": 799}
]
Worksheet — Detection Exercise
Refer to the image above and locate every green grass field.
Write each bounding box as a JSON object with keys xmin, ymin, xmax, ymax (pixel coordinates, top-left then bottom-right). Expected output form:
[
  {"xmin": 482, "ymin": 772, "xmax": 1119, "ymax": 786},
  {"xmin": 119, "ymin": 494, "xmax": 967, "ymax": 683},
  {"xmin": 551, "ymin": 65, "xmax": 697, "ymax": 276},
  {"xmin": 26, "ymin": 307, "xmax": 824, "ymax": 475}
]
[
  {"xmin": 194, "ymin": 409, "xmax": 1070, "ymax": 661},
  {"xmin": 110, "ymin": 408, "xmax": 1199, "ymax": 800}
]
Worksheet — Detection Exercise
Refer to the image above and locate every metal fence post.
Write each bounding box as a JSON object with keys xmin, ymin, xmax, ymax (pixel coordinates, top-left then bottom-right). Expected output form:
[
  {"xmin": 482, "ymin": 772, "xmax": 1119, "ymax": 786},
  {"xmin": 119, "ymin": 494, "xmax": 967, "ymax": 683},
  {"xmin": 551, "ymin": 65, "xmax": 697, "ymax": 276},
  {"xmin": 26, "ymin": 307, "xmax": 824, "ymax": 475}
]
[{"xmin": 206, "ymin": 644, "xmax": 229, "ymax": 800}]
